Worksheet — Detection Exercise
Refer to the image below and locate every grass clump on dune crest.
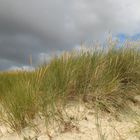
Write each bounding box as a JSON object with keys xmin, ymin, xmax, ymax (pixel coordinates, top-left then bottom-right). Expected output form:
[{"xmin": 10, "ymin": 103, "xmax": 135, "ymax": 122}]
[
  {"xmin": 0, "ymin": 41, "xmax": 140, "ymax": 133},
  {"xmin": 0, "ymin": 70, "xmax": 46, "ymax": 131},
  {"xmin": 41, "ymin": 45, "xmax": 140, "ymax": 114}
]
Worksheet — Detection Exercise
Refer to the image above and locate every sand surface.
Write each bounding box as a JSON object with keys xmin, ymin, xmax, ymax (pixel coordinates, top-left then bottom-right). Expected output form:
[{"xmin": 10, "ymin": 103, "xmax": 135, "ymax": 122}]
[{"xmin": 0, "ymin": 99, "xmax": 140, "ymax": 140}]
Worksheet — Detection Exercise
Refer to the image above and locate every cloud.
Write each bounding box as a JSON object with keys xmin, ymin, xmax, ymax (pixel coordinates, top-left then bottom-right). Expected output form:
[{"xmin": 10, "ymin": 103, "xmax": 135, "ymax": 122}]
[
  {"xmin": 37, "ymin": 51, "xmax": 62, "ymax": 65},
  {"xmin": 0, "ymin": 0, "xmax": 140, "ymax": 70},
  {"xmin": 8, "ymin": 66, "xmax": 35, "ymax": 71}
]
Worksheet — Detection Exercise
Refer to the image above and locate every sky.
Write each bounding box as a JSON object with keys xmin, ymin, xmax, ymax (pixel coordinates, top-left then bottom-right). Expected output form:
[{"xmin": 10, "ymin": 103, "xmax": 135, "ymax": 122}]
[{"xmin": 0, "ymin": 0, "xmax": 140, "ymax": 71}]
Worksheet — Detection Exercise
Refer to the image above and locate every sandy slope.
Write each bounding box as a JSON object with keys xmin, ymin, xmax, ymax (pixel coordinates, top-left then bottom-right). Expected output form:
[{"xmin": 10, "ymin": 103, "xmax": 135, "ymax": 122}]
[{"xmin": 0, "ymin": 98, "xmax": 140, "ymax": 140}]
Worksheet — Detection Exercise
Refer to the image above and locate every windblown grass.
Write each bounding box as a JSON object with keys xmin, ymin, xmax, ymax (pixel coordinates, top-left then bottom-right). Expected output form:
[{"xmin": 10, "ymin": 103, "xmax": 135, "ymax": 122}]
[
  {"xmin": 40, "ymin": 45, "xmax": 140, "ymax": 115},
  {"xmin": 0, "ymin": 41, "xmax": 140, "ymax": 134}
]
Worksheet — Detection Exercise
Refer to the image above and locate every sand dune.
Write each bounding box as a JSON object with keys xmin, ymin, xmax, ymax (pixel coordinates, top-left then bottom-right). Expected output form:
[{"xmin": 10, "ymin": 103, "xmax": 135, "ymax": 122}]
[{"xmin": 0, "ymin": 99, "xmax": 140, "ymax": 140}]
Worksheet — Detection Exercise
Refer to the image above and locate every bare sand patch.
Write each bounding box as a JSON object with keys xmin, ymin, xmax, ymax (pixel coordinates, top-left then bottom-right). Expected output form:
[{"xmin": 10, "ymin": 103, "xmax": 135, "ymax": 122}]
[{"xmin": 0, "ymin": 101, "xmax": 140, "ymax": 140}]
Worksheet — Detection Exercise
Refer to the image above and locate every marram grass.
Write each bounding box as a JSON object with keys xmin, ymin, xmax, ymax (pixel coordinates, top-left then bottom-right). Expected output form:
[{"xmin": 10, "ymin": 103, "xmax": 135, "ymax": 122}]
[{"xmin": 0, "ymin": 43, "xmax": 140, "ymax": 132}]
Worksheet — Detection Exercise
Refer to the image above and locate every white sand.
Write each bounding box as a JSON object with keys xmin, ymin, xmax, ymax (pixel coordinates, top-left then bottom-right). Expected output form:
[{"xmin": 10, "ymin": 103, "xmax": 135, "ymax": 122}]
[{"xmin": 0, "ymin": 99, "xmax": 140, "ymax": 140}]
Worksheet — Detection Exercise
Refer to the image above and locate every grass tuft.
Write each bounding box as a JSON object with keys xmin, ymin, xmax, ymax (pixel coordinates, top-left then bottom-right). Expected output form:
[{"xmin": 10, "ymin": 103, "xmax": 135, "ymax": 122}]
[{"xmin": 0, "ymin": 41, "xmax": 140, "ymax": 134}]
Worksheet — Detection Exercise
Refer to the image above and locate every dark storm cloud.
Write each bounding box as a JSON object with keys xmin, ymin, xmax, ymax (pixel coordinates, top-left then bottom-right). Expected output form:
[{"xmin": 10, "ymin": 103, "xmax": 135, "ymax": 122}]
[{"xmin": 0, "ymin": 0, "xmax": 140, "ymax": 70}]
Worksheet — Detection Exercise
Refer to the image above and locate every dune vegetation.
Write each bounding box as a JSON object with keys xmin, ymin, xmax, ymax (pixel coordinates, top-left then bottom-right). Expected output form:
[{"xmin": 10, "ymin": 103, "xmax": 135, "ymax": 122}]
[{"xmin": 0, "ymin": 40, "xmax": 140, "ymax": 139}]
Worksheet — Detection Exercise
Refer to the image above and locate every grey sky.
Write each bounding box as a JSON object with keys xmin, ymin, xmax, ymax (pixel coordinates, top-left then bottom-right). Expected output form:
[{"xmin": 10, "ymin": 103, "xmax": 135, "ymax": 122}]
[{"xmin": 0, "ymin": 0, "xmax": 140, "ymax": 70}]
